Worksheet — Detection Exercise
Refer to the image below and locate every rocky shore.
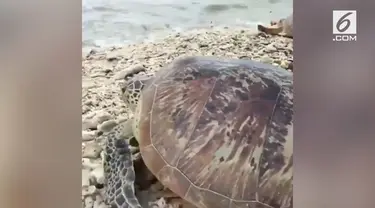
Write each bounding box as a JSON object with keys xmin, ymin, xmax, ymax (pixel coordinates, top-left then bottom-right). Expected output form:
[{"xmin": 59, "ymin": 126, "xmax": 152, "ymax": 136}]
[{"xmin": 81, "ymin": 27, "xmax": 293, "ymax": 208}]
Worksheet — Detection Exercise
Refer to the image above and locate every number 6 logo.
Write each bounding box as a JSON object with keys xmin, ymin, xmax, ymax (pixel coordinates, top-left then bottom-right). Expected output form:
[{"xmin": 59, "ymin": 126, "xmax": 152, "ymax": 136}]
[{"xmin": 336, "ymin": 12, "xmax": 352, "ymax": 33}]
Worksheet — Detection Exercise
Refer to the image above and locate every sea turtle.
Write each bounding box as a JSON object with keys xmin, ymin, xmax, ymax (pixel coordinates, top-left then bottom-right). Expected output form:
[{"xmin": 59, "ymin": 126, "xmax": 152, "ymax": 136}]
[
  {"xmin": 103, "ymin": 56, "xmax": 293, "ymax": 208},
  {"xmin": 257, "ymin": 13, "xmax": 293, "ymax": 38}
]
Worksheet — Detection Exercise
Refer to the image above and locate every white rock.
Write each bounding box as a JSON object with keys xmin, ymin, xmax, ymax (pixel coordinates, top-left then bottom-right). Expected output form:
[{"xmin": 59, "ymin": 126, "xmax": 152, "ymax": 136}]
[
  {"xmin": 94, "ymin": 111, "xmax": 112, "ymax": 124},
  {"xmin": 82, "ymin": 169, "xmax": 91, "ymax": 186},
  {"xmin": 280, "ymin": 60, "xmax": 290, "ymax": 69},
  {"xmin": 82, "ymin": 118, "xmax": 99, "ymax": 130},
  {"xmin": 264, "ymin": 44, "xmax": 277, "ymax": 52},
  {"xmin": 82, "ymin": 186, "xmax": 96, "ymax": 196},
  {"xmin": 106, "ymin": 51, "xmax": 121, "ymax": 61},
  {"xmin": 93, "ymin": 195, "xmax": 106, "ymax": 208},
  {"xmin": 82, "ymin": 131, "xmax": 95, "ymax": 141},
  {"xmin": 90, "ymin": 166, "xmax": 105, "ymax": 185},
  {"xmin": 82, "ymin": 141, "xmax": 102, "ymax": 159},
  {"xmin": 82, "ymin": 158, "xmax": 101, "ymax": 169},
  {"xmin": 84, "ymin": 111, "xmax": 98, "ymax": 120}
]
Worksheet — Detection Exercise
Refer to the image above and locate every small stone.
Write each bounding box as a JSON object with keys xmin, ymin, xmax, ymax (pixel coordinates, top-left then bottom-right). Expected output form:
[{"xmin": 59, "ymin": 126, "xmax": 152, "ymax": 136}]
[
  {"xmin": 93, "ymin": 195, "xmax": 106, "ymax": 208},
  {"xmin": 130, "ymin": 146, "xmax": 139, "ymax": 154},
  {"xmin": 114, "ymin": 65, "xmax": 146, "ymax": 80},
  {"xmin": 90, "ymin": 166, "xmax": 105, "ymax": 185},
  {"xmin": 114, "ymin": 70, "xmax": 130, "ymax": 80},
  {"xmin": 106, "ymin": 53, "xmax": 120, "ymax": 61},
  {"xmin": 82, "ymin": 169, "xmax": 91, "ymax": 186},
  {"xmin": 82, "ymin": 82, "xmax": 96, "ymax": 89},
  {"xmin": 82, "ymin": 141, "xmax": 102, "ymax": 158},
  {"xmin": 82, "ymin": 106, "xmax": 90, "ymax": 114},
  {"xmin": 82, "ymin": 131, "xmax": 95, "ymax": 141},
  {"xmin": 151, "ymin": 197, "xmax": 167, "ymax": 208},
  {"xmin": 90, "ymin": 72, "xmax": 106, "ymax": 78},
  {"xmin": 84, "ymin": 111, "xmax": 97, "ymax": 120},
  {"xmin": 98, "ymin": 120, "xmax": 117, "ymax": 132},
  {"xmin": 82, "ymin": 158, "xmax": 101, "ymax": 169},
  {"xmin": 86, "ymin": 49, "xmax": 97, "ymax": 58},
  {"xmin": 82, "ymin": 119, "xmax": 98, "ymax": 130},
  {"xmin": 280, "ymin": 60, "xmax": 290, "ymax": 69},
  {"xmin": 260, "ymin": 55, "xmax": 273, "ymax": 64},
  {"xmin": 94, "ymin": 111, "xmax": 112, "ymax": 124},
  {"xmin": 116, "ymin": 116, "xmax": 128, "ymax": 124},
  {"xmin": 264, "ymin": 44, "xmax": 277, "ymax": 52},
  {"xmin": 82, "ymin": 186, "xmax": 96, "ymax": 196}
]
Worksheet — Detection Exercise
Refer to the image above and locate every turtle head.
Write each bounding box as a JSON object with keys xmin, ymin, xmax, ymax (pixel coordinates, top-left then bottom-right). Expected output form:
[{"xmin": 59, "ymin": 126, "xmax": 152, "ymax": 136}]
[{"xmin": 121, "ymin": 73, "xmax": 154, "ymax": 112}]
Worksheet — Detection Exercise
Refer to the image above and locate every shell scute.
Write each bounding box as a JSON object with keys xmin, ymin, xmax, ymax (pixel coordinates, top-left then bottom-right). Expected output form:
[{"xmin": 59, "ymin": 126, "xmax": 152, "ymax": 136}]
[{"xmin": 137, "ymin": 56, "xmax": 293, "ymax": 208}]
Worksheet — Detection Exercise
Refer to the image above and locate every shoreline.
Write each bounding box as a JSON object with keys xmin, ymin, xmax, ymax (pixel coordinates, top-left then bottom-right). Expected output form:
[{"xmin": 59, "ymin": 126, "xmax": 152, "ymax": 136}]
[
  {"xmin": 82, "ymin": 26, "xmax": 261, "ymax": 55},
  {"xmin": 81, "ymin": 28, "xmax": 293, "ymax": 208}
]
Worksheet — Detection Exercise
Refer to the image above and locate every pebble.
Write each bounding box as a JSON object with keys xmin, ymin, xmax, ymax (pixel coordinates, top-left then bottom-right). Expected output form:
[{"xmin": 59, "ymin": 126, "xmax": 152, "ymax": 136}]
[
  {"xmin": 94, "ymin": 111, "xmax": 112, "ymax": 124},
  {"xmin": 280, "ymin": 60, "xmax": 290, "ymax": 69},
  {"xmin": 90, "ymin": 166, "xmax": 105, "ymax": 185},
  {"xmin": 82, "ymin": 186, "xmax": 96, "ymax": 196},
  {"xmin": 93, "ymin": 195, "xmax": 106, "ymax": 208},
  {"xmin": 82, "ymin": 82, "xmax": 97, "ymax": 90},
  {"xmin": 82, "ymin": 119, "xmax": 98, "ymax": 130},
  {"xmin": 82, "ymin": 169, "xmax": 91, "ymax": 186},
  {"xmin": 82, "ymin": 131, "xmax": 95, "ymax": 141},
  {"xmin": 97, "ymin": 120, "xmax": 117, "ymax": 132},
  {"xmin": 82, "ymin": 141, "xmax": 102, "ymax": 159},
  {"xmin": 260, "ymin": 55, "xmax": 273, "ymax": 64},
  {"xmin": 264, "ymin": 44, "xmax": 277, "ymax": 52},
  {"xmin": 106, "ymin": 51, "xmax": 121, "ymax": 61},
  {"xmin": 82, "ymin": 158, "xmax": 101, "ymax": 169}
]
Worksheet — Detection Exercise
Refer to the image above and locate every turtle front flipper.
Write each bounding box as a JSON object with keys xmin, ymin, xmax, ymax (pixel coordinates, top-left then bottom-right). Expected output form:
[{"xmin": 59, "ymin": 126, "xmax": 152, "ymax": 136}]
[{"xmin": 103, "ymin": 119, "xmax": 142, "ymax": 208}]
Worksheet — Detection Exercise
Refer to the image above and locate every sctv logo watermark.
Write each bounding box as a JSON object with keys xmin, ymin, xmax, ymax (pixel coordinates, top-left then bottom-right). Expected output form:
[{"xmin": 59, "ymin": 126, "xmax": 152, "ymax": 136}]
[{"xmin": 332, "ymin": 10, "xmax": 357, "ymax": 42}]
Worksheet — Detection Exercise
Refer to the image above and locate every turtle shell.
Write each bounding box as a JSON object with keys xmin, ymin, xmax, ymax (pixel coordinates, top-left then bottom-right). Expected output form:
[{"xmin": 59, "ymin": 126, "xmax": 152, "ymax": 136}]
[{"xmin": 136, "ymin": 56, "xmax": 293, "ymax": 208}]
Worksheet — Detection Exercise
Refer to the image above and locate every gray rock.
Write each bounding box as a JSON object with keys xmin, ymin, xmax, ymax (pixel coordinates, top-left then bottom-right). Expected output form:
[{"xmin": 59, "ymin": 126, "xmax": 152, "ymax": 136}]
[
  {"xmin": 114, "ymin": 65, "xmax": 146, "ymax": 80},
  {"xmin": 84, "ymin": 111, "xmax": 97, "ymax": 120},
  {"xmin": 264, "ymin": 44, "xmax": 277, "ymax": 52},
  {"xmin": 280, "ymin": 60, "xmax": 290, "ymax": 69},
  {"xmin": 82, "ymin": 82, "xmax": 97, "ymax": 89},
  {"xmin": 97, "ymin": 120, "xmax": 117, "ymax": 132},
  {"xmin": 82, "ymin": 106, "xmax": 90, "ymax": 114},
  {"xmin": 106, "ymin": 52, "xmax": 121, "ymax": 61}
]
